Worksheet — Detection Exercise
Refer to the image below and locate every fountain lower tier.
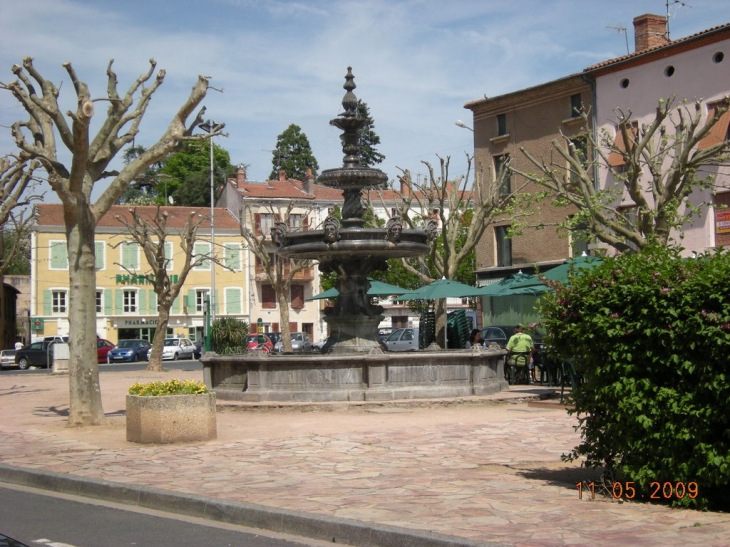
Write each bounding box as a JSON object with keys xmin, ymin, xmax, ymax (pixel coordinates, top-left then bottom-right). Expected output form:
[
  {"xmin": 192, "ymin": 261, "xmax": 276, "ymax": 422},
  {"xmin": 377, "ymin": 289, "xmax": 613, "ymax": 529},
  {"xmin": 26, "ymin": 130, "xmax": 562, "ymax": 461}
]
[{"xmin": 202, "ymin": 349, "xmax": 508, "ymax": 402}]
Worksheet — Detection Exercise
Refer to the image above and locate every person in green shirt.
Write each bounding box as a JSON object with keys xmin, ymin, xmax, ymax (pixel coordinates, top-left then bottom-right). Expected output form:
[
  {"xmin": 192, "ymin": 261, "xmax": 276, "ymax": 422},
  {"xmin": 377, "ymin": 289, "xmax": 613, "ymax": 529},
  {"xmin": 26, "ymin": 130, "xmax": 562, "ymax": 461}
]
[{"xmin": 506, "ymin": 324, "xmax": 535, "ymax": 372}]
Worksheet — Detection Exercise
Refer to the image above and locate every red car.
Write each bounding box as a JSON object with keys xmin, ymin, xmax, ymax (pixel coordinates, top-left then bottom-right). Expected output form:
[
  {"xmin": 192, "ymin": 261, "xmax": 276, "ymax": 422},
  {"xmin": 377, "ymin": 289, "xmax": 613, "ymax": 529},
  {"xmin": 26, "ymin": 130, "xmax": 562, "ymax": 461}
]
[
  {"xmin": 246, "ymin": 333, "xmax": 273, "ymax": 353},
  {"xmin": 97, "ymin": 339, "xmax": 115, "ymax": 363}
]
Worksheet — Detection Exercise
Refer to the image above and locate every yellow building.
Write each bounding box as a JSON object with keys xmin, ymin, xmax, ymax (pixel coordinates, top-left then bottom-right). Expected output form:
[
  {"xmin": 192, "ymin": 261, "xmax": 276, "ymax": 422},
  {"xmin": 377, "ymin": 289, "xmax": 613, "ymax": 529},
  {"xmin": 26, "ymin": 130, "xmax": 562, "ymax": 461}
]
[{"xmin": 31, "ymin": 204, "xmax": 247, "ymax": 343}]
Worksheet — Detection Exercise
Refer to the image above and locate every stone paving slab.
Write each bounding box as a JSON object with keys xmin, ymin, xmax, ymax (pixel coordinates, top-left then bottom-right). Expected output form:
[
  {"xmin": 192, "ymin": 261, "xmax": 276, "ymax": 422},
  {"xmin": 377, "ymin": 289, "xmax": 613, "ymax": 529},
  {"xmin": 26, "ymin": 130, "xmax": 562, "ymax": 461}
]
[{"xmin": 1, "ymin": 370, "xmax": 729, "ymax": 546}]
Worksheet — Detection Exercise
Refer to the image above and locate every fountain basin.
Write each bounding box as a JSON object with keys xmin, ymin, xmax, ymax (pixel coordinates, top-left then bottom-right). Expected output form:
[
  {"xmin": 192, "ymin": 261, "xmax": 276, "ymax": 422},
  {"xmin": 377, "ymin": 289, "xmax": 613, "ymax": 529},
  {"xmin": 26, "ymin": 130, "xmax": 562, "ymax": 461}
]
[{"xmin": 201, "ymin": 349, "xmax": 508, "ymax": 402}]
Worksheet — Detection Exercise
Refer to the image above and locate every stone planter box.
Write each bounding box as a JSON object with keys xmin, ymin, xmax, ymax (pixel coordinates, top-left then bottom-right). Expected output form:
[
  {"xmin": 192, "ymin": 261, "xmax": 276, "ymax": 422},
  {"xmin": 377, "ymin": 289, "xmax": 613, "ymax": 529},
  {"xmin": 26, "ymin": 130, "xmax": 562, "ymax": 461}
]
[{"xmin": 126, "ymin": 393, "xmax": 217, "ymax": 444}]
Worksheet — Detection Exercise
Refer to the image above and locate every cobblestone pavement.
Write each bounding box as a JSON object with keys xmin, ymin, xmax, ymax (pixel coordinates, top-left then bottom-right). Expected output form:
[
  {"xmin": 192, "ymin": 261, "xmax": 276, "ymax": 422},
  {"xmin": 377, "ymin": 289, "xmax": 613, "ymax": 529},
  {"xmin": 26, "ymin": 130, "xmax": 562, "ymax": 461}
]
[{"xmin": 1, "ymin": 370, "xmax": 729, "ymax": 546}]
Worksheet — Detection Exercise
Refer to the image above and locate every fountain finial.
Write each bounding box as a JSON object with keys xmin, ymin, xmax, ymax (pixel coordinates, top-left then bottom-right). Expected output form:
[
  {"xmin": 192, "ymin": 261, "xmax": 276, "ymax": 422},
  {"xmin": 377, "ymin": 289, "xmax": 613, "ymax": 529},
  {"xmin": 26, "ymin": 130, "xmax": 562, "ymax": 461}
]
[{"xmin": 341, "ymin": 66, "xmax": 358, "ymax": 117}]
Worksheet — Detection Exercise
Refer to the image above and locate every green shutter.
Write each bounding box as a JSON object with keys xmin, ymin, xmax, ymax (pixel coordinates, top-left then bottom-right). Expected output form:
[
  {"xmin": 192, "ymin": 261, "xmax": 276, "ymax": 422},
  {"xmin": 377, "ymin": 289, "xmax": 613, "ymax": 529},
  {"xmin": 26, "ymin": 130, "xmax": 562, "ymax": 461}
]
[
  {"xmin": 115, "ymin": 289, "xmax": 123, "ymax": 314},
  {"xmin": 43, "ymin": 290, "xmax": 52, "ymax": 315},
  {"xmin": 149, "ymin": 290, "xmax": 157, "ymax": 313},
  {"xmin": 193, "ymin": 243, "xmax": 209, "ymax": 269},
  {"xmin": 139, "ymin": 290, "xmax": 146, "ymax": 314},
  {"xmin": 50, "ymin": 241, "xmax": 68, "ymax": 269},
  {"xmin": 172, "ymin": 295, "xmax": 180, "ymax": 314},
  {"xmin": 104, "ymin": 290, "xmax": 112, "ymax": 314},
  {"xmin": 225, "ymin": 244, "xmax": 241, "ymax": 270},
  {"xmin": 186, "ymin": 289, "xmax": 195, "ymax": 312},
  {"xmin": 225, "ymin": 288, "xmax": 241, "ymax": 314},
  {"xmin": 94, "ymin": 241, "xmax": 105, "ymax": 270},
  {"xmin": 123, "ymin": 243, "xmax": 139, "ymax": 269},
  {"xmin": 164, "ymin": 242, "xmax": 173, "ymax": 270}
]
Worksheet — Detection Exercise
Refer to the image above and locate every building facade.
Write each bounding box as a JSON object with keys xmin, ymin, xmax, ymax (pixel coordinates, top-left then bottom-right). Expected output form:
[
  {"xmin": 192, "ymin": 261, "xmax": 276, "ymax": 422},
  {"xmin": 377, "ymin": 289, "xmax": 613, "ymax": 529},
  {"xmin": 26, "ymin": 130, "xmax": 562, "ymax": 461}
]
[{"xmin": 31, "ymin": 204, "xmax": 246, "ymax": 344}]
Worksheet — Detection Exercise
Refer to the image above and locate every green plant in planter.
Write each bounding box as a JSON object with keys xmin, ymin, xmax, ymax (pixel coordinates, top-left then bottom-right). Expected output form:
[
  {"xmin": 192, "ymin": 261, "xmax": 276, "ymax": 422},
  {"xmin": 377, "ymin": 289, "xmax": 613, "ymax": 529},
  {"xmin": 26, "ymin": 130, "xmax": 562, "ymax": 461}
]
[
  {"xmin": 128, "ymin": 379, "xmax": 208, "ymax": 396},
  {"xmin": 210, "ymin": 316, "xmax": 249, "ymax": 354}
]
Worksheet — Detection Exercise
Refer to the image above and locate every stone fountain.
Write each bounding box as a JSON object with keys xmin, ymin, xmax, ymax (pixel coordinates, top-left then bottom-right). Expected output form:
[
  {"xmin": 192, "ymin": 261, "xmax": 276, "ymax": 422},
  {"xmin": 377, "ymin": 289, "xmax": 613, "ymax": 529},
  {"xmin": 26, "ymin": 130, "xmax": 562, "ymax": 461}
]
[{"xmin": 201, "ymin": 68, "xmax": 507, "ymax": 402}]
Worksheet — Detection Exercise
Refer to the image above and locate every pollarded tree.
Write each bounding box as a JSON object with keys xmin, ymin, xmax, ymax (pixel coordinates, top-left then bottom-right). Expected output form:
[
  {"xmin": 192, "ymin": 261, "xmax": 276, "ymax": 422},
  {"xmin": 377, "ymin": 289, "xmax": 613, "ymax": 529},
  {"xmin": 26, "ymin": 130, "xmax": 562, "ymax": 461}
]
[
  {"xmin": 112, "ymin": 206, "xmax": 233, "ymax": 371},
  {"xmin": 1, "ymin": 57, "xmax": 216, "ymax": 426},
  {"xmin": 268, "ymin": 124, "xmax": 319, "ymax": 180},
  {"xmin": 513, "ymin": 97, "xmax": 730, "ymax": 253},
  {"xmin": 371, "ymin": 154, "xmax": 533, "ymax": 346},
  {"xmin": 240, "ymin": 201, "xmax": 314, "ymax": 353}
]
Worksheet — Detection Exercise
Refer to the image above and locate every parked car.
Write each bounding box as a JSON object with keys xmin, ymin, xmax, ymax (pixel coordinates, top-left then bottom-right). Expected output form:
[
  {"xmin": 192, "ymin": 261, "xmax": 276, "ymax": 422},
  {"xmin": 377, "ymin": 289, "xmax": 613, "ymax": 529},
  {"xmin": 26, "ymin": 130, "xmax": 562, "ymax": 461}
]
[
  {"xmin": 385, "ymin": 328, "xmax": 420, "ymax": 352},
  {"xmin": 378, "ymin": 327, "xmax": 395, "ymax": 343},
  {"xmin": 266, "ymin": 332, "xmax": 282, "ymax": 347},
  {"xmin": 480, "ymin": 326, "xmax": 545, "ymax": 350},
  {"xmin": 107, "ymin": 339, "xmax": 151, "ymax": 363},
  {"xmin": 96, "ymin": 339, "xmax": 115, "ymax": 363},
  {"xmin": 43, "ymin": 335, "xmax": 68, "ymax": 343},
  {"xmin": 312, "ymin": 337, "xmax": 328, "ymax": 353},
  {"xmin": 273, "ymin": 332, "xmax": 313, "ymax": 354},
  {"xmin": 161, "ymin": 337, "xmax": 196, "ymax": 360},
  {"xmin": 0, "ymin": 349, "xmax": 17, "ymax": 369},
  {"xmin": 14, "ymin": 341, "xmax": 56, "ymax": 369},
  {"xmin": 246, "ymin": 333, "xmax": 273, "ymax": 353}
]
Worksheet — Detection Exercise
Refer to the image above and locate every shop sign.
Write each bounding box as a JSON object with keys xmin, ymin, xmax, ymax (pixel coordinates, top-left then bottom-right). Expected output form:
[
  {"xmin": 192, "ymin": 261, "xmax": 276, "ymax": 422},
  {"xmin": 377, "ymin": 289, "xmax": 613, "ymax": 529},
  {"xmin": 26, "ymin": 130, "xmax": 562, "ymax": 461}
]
[
  {"xmin": 121, "ymin": 319, "xmax": 160, "ymax": 326},
  {"xmin": 31, "ymin": 317, "xmax": 44, "ymax": 330},
  {"xmin": 116, "ymin": 274, "xmax": 179, "ymax": 285},
  {"xmin": 716, "ymin": 211, "xmax": 730, "ymax": 234}
]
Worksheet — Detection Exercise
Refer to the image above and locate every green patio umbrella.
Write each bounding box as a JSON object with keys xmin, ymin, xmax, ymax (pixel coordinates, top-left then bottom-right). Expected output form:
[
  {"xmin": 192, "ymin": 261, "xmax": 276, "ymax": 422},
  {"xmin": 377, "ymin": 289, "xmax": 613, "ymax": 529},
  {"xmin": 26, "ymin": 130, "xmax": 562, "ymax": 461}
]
[
  {"xmin": 306, "ymin": 280, "xmax": 410, "ymax": 301},
  {"xmin": 476, "ymin": 272, "xmax": 552, "ymax": 297},
  {"xmin": 394, "ymin": 278, "xmax": 484, "ymax": 348},
  {"xmin": 511, "ymin": 254, "xmax": 602, "ymax": 291}
]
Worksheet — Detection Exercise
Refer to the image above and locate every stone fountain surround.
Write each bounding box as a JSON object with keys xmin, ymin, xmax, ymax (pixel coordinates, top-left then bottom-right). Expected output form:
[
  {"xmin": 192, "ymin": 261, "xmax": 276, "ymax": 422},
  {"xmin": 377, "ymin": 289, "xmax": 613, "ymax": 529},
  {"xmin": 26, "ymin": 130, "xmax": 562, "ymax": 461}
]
[
  {"xmin": 200, "ymin": 67, "xmax": 510, "ymax": 401},
  {"xmin": 202, "ymin": 348, "xmax": 508, "ymax": 403}
]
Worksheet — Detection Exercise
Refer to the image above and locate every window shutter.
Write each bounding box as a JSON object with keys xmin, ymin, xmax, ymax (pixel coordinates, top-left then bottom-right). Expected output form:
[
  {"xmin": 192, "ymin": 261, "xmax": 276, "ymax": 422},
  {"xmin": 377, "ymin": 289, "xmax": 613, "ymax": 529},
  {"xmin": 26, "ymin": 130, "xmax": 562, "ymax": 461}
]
[
  {"xmin": 186, "ymin": 289, "xmax": 195, "ymax": 311},
  {"xmin": 94, "ymin": 241, "xmax": 105, "ymax": 270},
  {"xmin": 139, "ymin": 290, "xmax": 147, "ymax": 314},
  {"xmin": 699, "ymin": 103, "xmax": 730, "ymax": 149},
  {"xmin": 288, "ymin": 322, "xmax": 297, "ymax": 333},
  {"xmin": 172, "ymin": 295, "xmax": 180, "ymax": 314},
  {"xmin": 194, "ymin": 243, "xmax": 210, "ymax": 269},
  {"xmin": 608, "ymin": 122, "xmax": 638, "ymax": 167},
  {"xmin": 43, "ymin": 290, "xmax": 52, "ymax": 315},
  {"xmin": 214, "ymin": 289, "xmax": 220, "ymax": 314},
  {"xmin": 50, "ymin": 241, "xmax": 68, "ymax": 269},
  {"xmin": 115, "ymin": 289, "xmax": 123, "ymax": 314},
  {"xmin": 262, "ymin": 285, "xmax": 276, "ymax": 308},
  {"xmin": 104, "ymin": 290, "xmax": 112, "ymax": 314},
  {"xmin": 291, "ymin": 285, "xmax": 304, "ymax": 309},
  {"xmin": 225, "ymin": 288, "xmax": 242, "ymax": 314},
  {"xmin": 164, "ymin": 242, "xmax": 173, "ymax": 270},
  {"xmin": 303, "ymin": 215, "xmax": 309, "ymax": 231},
  {"xmin": 225, "ymin": 243, "xmax": 241, "ymax": 270},
  {"xmin": 149, "ymin": 290, "xmax": 157, "ymax": 313},
  {"xmin": 254, "ymin": 213, "xmax": 261, "ymax": 236}
]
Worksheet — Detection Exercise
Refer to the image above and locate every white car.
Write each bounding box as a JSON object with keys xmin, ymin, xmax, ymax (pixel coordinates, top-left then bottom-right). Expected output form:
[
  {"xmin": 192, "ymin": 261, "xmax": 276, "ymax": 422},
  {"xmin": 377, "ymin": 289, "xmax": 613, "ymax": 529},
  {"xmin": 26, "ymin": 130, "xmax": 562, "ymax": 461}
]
[
  {"xmin": 161, "ymin": 337, "xmax": 196, "ymax": 360},
  {"xmin": 0, "ymin": 349, "xmax": 17, "ymax": 369}
]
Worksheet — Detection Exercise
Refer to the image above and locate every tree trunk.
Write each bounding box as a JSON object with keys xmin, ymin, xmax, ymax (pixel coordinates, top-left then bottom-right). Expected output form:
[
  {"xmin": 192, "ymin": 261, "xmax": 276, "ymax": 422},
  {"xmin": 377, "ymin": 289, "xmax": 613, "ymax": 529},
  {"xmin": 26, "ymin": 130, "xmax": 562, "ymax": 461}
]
[
  {"xmin": 434, "ymin": 299, "xmax": 447, "ymax": 349},
  {"xmin": 277, "ymin": 288, "xmax": 293, "ymax": 352},
  {"xmin": 147, "ymin": 306, "xmax": 170, "ymax": 372},
  {"xmin": 65, "ymin": 206, "xmax": 105, "ymax": 426}
]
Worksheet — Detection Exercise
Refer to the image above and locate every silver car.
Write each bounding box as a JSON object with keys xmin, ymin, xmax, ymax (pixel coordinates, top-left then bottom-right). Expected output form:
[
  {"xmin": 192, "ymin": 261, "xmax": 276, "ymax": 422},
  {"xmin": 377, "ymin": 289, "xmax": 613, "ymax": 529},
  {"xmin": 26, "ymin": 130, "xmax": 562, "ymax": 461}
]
[
  {"xmin": 274, "ymin": 332, "xmax": 313, "ymax": 354},
  {"xmin": 161, "ymin": 337, "xmax": 196, "ymax": 360},
  {"xmin": 385, "ymin": 328, "xmax": 420, "ymax": 352}
]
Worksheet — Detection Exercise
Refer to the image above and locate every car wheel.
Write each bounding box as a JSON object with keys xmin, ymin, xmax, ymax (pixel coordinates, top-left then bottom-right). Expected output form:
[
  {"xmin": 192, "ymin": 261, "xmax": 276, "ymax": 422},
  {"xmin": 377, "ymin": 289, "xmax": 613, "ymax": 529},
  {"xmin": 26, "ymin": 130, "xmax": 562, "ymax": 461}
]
[
  {"xmin": 18, "ymin": 358, "xmax": 30, "ymax": 370},
  {"xmin": 173, "ymin": 351, "xmax": 179, "ymax": 361}
]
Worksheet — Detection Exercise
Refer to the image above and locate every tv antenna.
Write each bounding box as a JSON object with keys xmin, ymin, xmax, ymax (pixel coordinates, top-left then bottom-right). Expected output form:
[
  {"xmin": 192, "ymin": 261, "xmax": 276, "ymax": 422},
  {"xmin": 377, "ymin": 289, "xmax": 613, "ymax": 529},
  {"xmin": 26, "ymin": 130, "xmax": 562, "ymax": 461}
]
[
  {"xmin": 666, "ymin": 0, "xmax": 692, "ymax": 40},
  {"xmin": 607, "ymin": 24, "xmax": 629, "ymax": 55}
]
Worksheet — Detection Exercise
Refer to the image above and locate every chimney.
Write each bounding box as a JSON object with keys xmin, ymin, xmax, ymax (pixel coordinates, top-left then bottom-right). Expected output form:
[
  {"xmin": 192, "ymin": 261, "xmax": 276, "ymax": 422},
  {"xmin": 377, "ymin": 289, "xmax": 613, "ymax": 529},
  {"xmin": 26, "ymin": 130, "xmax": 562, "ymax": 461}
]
[
  {"xmin": 399, "ymin": 178, "xmax": 410, "ymax": 196},
  {"xmin": 633, "ymin": 14, "xmax": 669, "ymax": 52},
  {"xmin": 278, "ymin": 169, "xmax": 287, "ymax": 182},
  {"xmin": 303, "ymin": 168, "xmax": 314, "ymax": 195},
  {"xmin": 236, "ymin": 165, "xmax": 246, "ymax": 188}
]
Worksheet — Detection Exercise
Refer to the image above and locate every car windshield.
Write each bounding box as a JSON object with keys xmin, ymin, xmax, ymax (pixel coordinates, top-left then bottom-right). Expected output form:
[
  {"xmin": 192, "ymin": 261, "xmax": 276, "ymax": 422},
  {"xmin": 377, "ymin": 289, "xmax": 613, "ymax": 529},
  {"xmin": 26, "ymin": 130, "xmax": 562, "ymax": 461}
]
[
  {"xmin": 117, "ymin": 340, "xmax": 137, "ymax": 348},
  {"xmin": 387, "ymin": 329, "xmax": 404, "ymax": 341},
  {"xmin": 164, "ymin": 339, "xmax": 180, "ymax": 347}
]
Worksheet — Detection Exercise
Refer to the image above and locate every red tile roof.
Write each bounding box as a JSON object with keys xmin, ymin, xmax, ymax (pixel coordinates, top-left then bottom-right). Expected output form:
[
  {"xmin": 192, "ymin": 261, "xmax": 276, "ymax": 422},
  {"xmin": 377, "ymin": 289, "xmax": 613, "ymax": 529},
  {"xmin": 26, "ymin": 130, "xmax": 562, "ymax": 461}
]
[{"xmin": 34, "ymin": 204, "xmax": 241, "ymax": 230}]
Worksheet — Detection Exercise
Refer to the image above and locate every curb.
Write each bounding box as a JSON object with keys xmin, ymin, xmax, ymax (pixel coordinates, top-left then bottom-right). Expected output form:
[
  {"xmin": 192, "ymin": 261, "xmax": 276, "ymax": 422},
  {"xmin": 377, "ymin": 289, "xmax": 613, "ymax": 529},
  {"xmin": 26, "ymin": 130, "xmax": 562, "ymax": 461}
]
[{"xmin": 0, "ymin": 464, "xmax": 505, "ymax": 547}]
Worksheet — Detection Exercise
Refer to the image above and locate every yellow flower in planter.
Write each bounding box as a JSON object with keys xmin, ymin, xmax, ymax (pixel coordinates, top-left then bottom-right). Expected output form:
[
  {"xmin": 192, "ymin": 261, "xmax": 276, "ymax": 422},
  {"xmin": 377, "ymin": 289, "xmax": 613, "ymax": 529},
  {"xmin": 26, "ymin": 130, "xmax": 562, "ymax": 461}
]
[{"xmin": 128, "ymin": 379, "xmax": 208, "ymax": 396}]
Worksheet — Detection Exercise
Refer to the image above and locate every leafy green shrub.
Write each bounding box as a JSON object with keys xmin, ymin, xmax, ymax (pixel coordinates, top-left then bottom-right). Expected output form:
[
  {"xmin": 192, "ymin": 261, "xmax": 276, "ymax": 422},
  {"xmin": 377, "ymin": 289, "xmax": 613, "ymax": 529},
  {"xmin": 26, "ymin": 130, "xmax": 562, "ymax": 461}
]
[
  {"xmin": 210, "ymin": 317, "xmax": 249, "ymax": 355},
  {"xmin": 539, "ymin": 244, "xmax": 730, "ymax": 510},
  {"xmin": 128, "ymin": 379, "xmax": 209, "ymax": 396}
]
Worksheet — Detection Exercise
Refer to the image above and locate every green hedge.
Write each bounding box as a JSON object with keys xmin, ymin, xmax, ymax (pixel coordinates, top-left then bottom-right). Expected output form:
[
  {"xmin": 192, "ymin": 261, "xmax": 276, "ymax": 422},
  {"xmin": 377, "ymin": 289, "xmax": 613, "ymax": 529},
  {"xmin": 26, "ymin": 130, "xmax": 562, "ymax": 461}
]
[{"xmin": 539, "ymin": 245, "xmax": 730, "ymax": 510}]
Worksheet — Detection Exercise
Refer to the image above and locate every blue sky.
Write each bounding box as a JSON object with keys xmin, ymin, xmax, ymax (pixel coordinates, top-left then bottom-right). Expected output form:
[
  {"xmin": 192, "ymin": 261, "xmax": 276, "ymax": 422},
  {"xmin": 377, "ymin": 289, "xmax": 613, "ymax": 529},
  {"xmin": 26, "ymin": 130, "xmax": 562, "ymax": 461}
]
[{"xmin": 1, "ymin": 0, "xmax": 728, "ymax": 195}]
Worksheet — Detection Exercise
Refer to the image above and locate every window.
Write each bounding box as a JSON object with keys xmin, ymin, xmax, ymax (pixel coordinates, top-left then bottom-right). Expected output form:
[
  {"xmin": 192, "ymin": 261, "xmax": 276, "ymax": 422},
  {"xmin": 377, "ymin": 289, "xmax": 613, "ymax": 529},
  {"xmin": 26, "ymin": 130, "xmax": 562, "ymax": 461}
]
[
  {"xmin": 196, "ymin": 289, "xmax": 210, "ymax": 313},
  {"xmin": 121, "ymin": 242, "xmax": 139, "ymax": 270},
  {"xmin": 570, "ymin": 94, "xmax": 582, "ymax": 117},
  {"xmin": 50, "ymin": 241, "xmax": 68, "ymax": 270},
  {"xmin": 291, "ymin": 285, "xmax": 304, "ymax": 309},
  {"xmin": 123, "ymin": 289, "xmax": 137, "ymax": 313},
  {"xmin": 494, "ymin": 154, "xmax": 511, "ymax": 195},
  {"xmin": 495, "ymin": 226, "xmax": 512, "ymax": 267},
  {"xmin": 497, "ymin": 113, "xmax": 507, "ymax": 136},
  {"xmin": 164, "ymin": 242, "xmax": 174, "ymax": 270},
  {"xmin": 224, "ymin": 243, "xmax": 242, "ymax": 271},
  {"xmin": 52, "ymin": 290, "xmax": 67, "ymax": 314},
  {"xmin": 618, "ymin": 206, "xmax": 640, "ymax": 252},
  {"xmin": 257, "ymin": 213, "xmax": 274, "ymax": 236},
  {"xmin": 262, "ymin": 285, "xmax": 276, "ymax": 309},
  {"xmin": 289, "ymin": 214, "xmax": 302, "ymax": 229},
  {"xmin": 95, "ymin": 290, "xmax": 103, "ymax": 313},
  {"xmin": 699, "ymin": 101, "xmax": 730, "ymax": 150},
  {"xmin": 193, "ymin": 242, "xmax": 211, "ymax": 270}
]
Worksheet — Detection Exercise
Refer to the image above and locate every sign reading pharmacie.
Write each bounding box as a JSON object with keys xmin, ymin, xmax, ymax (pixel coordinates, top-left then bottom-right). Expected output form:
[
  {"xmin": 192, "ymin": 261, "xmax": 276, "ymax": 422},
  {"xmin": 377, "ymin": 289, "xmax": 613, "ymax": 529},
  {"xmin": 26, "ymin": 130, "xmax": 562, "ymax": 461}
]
[
  {"xmin": 119, "ymin": 318, "xmax": 160, "ymax": 326},
  {"xmin": 115, "ymin": 274, "xmax": 180, "ymax": 285}
]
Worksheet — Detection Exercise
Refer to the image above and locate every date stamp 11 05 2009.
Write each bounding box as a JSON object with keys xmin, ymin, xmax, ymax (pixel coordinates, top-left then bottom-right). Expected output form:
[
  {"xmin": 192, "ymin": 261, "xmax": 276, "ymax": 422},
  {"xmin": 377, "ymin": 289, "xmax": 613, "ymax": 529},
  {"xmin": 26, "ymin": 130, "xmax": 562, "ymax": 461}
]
[{"xmin": 577, "ymin": 480, "xmax": 699, "ymax": 501}]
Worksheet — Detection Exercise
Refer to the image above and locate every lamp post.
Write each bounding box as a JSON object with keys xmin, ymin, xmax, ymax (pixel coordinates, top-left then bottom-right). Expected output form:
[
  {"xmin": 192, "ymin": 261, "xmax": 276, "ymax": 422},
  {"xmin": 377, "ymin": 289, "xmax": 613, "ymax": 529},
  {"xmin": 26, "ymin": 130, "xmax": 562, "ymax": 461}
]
[
  {"xmin": 199, "ymin": 119, "xmax": 225, "ymax": 323},
  {"xmin": 455, "ymin": 119, "xmax": 473, "ymax": 132}
]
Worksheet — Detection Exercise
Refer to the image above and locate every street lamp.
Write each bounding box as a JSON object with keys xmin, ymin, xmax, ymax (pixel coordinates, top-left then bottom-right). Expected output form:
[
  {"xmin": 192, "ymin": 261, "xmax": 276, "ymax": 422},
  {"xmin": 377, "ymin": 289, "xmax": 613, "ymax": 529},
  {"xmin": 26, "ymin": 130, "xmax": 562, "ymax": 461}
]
[
  {"xmin": 455, "ymin": 119, "xmax": 473, "ymax": 132},
  {"xmin": 199, "ymin": 119, "xmax": 225, "ymax": 322}
]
